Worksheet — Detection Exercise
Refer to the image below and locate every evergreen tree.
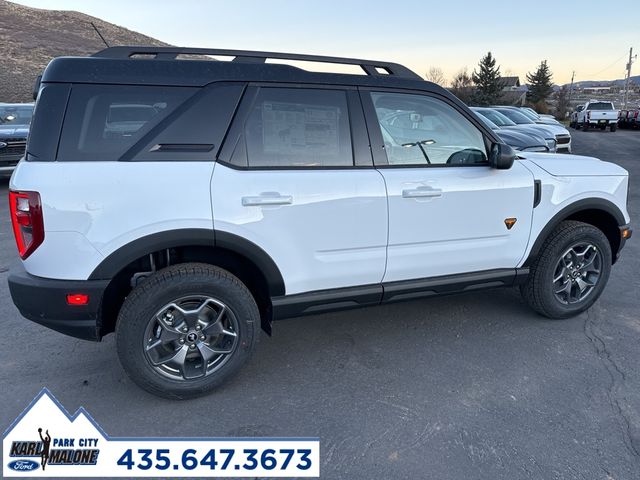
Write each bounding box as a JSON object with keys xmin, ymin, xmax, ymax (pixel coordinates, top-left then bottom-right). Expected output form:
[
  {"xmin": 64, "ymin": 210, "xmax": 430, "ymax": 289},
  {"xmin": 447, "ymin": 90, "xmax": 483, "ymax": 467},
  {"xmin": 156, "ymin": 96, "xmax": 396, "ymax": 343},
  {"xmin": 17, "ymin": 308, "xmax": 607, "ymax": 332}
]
[
  {"xmin": 471, "ymin": 52, "xmax": 503, "ymax": 106},
  {"xmin": 526, "ymin": 60, "xmax": 554, "ymax": 104}
]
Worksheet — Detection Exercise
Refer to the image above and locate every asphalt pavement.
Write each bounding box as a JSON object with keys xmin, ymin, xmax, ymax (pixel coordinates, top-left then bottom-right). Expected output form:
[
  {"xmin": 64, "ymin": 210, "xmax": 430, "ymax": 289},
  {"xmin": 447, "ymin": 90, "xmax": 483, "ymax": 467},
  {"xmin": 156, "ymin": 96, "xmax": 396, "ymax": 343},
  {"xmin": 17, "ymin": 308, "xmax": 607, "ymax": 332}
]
[{"xmin": 1, "ymin": 128, "xmax": 639, "ymax": 479}]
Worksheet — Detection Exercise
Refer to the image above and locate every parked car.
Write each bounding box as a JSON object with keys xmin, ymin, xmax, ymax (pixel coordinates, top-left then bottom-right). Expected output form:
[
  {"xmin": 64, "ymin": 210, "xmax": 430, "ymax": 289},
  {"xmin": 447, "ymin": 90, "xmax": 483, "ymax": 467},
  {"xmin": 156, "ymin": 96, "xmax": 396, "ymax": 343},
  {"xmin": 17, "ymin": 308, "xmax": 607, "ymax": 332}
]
[
  {"xmin": 474, "ymin": 113, "xmax": 550, "ymax": 152},
  {"xmin": 492, "ymin": 107, "xmax": 572, "ymax": 153},
  {"xmin": 569, "ymin": 105, "xmax": 585, "ymax": 128},
  {"xmin": 514, "ymin": 106, "xmax": 562, "ymax": 126},
  {"xmin": 472, "ymin": 107, "xmax": 557, "ymax": 152},
  {"xmin": 0, "ymin": 103, "xmax": 34, "ymax": 176},
  {"xmin": 618, "ymin": 108, "xmax": 639, "ymax": 129},
  {"xmin": 629, "ymin": 109, "xmax": 640, "ymax": 129},
  {"xmin": 8, "ymin": 46, "xmax": 631, "ymax": 399},
  {"xmin": 574, "ymin": 100, "xmax": 618, "ymax": 132},
  {"xmin": 618, "ymin": 110, "xmax": 630, "ymax": 128}
]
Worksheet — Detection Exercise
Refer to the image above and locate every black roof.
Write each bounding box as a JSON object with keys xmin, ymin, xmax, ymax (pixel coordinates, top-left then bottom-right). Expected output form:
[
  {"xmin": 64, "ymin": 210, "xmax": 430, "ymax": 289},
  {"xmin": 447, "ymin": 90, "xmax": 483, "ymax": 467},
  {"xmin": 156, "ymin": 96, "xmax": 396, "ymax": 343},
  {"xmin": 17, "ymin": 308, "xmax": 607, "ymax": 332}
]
[
  {"xmin": 499, "ymin": 76, "xmax": 521, "ymax": 87},
  {"xmin": 40, "ymin": 46, "xmax": 446, "ymax": 94}
]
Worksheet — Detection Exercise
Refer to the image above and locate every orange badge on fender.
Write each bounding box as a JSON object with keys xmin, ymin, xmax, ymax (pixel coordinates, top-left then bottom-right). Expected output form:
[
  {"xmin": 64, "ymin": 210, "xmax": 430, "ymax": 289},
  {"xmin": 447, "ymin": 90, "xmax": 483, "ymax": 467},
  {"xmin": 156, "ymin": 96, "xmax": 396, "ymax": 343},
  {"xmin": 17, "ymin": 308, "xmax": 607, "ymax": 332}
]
[{"xmin": 504, "ymin": 218, "xmax": 517, "ymax": 230}]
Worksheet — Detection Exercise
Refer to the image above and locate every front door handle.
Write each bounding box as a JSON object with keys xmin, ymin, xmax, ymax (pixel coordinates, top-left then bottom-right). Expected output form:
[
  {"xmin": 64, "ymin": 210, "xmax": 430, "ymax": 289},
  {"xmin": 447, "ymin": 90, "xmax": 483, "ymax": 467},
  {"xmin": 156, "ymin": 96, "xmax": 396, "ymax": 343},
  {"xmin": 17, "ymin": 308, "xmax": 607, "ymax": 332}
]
[
  {"xmin": 402, "ymin": 187, "xmax": 442, "ymax": 199},
  {"xmin": 242, "ymin": 194, "xmax": 293, "ymax": 206}
]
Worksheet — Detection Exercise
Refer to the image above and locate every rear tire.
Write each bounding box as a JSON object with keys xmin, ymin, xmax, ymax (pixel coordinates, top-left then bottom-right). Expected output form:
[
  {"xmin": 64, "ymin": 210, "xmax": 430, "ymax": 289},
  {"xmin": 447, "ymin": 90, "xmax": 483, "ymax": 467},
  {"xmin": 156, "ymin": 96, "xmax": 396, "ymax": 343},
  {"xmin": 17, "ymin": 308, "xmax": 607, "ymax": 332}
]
[
  {"xmin": 521, "ymin": 221, "xmax": 611, "ymax": 319},
  {"xmin": 610, "ymin": 123, "xmax": 617, "ymax": 132},
  {"xmin": 582, "ymin": 121, "xmax": 589, "ymax": 132},
  {"xmin": 116, "ymin": 263, "xmax": 259, "ymax": 399}
]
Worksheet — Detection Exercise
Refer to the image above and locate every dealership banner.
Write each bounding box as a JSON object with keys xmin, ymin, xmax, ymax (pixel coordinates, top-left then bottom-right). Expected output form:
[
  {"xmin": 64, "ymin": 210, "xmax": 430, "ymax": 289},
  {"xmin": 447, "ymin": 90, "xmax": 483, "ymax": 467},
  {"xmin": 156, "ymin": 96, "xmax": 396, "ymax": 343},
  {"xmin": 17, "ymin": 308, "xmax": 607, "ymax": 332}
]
[{"xmin": 3, "ymin": 389, "xmax": 319, "ymax": 477}]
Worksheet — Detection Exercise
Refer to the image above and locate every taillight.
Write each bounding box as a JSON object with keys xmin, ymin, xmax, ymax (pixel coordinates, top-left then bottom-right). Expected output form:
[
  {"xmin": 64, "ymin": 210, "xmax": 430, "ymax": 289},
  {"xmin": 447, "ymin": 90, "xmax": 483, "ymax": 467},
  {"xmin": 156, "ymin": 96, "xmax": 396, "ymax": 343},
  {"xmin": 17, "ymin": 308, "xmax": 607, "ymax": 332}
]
[{"xmin": 9, "ymin": 190, "xmax": 44, "ymax": 259}]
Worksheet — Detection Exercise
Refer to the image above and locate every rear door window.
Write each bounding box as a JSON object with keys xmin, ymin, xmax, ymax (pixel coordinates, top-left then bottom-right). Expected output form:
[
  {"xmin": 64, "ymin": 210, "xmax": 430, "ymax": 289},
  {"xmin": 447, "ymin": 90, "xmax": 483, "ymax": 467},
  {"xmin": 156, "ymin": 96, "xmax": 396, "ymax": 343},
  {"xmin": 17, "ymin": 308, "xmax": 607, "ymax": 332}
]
[
  {"xmin": 243, "ymin": 88, "xmax": 354, "ymax": 168},
  {"xmin": 58, "ymin": 85, "xmax": 195, "ymax": 161}
]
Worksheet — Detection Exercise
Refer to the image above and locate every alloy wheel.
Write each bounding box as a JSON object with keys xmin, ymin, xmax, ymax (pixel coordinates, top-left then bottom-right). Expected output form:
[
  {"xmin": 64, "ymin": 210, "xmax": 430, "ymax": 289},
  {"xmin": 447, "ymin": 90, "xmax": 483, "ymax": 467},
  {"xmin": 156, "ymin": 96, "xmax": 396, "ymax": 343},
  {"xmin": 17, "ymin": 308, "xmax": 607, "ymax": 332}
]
[
  {"xmin": 143, "ymin": 295, "xmax": 239, "ymax": 381},
  {"xmin": 552, "ymin": 243, "xmax": 602, "ymax": 305}
]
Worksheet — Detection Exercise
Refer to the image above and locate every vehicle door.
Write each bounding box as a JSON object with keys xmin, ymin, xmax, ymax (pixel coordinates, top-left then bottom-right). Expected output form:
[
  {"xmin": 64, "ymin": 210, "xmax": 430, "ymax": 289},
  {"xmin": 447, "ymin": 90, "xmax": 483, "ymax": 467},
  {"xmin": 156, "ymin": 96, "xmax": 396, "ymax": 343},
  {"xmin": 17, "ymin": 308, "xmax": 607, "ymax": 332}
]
[
  {"xmin": 212, "ymin": 85, "xmax": 388, "ymax": 295},
  {"xmin": 361, "ymin": 89, "xmax": 535, "ymax": 282}
]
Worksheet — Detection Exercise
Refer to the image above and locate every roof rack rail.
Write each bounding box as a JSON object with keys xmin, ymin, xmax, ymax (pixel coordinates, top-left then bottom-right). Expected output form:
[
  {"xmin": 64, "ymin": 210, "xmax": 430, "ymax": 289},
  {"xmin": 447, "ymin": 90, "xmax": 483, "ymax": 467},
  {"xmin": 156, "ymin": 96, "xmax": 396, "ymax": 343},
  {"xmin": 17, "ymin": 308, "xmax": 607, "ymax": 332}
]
[{"xmin": 92, "ymin": 46, "xmax": 423, "ymax": 80}]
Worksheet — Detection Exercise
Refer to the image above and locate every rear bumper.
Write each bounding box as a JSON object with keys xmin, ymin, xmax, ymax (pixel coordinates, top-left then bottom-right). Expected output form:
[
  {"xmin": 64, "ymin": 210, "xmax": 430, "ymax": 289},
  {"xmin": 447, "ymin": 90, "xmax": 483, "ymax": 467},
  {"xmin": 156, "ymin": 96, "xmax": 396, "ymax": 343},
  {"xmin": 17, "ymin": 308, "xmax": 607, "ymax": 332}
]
[
  {"xmin": 8, "ymin": 265, "xmax": 109, "ymax": 341},
  {"xmin": 588, "ymin": 120, "xmax": 617, "ymax": 125}
]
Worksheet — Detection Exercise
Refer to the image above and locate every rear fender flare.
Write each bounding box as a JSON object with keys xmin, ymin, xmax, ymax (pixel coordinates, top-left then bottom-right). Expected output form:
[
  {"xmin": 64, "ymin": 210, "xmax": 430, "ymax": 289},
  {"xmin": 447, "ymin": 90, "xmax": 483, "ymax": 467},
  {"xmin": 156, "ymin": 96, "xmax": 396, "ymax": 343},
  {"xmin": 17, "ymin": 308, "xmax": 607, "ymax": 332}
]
[{"xmin": 89, "ymin": 228, "xmax": 285, "ymax": 296}]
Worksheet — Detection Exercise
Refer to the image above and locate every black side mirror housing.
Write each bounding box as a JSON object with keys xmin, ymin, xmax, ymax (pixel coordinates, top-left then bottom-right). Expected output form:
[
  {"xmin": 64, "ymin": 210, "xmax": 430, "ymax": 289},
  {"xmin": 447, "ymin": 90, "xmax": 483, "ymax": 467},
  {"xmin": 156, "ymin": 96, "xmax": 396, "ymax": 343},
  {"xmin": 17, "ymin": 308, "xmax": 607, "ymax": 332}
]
[{"xmin": 489, "ymin": 143, "xmax": 516, "ymax": 170}]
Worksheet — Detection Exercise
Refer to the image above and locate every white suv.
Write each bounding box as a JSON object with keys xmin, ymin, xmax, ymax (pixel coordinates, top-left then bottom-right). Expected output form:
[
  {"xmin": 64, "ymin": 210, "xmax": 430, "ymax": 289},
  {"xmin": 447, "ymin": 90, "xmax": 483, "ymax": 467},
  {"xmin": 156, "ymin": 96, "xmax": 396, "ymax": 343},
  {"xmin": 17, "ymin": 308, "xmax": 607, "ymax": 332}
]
[{"xmin": 8, "ymin": 47, "xmax": 632, "ymax": 399}]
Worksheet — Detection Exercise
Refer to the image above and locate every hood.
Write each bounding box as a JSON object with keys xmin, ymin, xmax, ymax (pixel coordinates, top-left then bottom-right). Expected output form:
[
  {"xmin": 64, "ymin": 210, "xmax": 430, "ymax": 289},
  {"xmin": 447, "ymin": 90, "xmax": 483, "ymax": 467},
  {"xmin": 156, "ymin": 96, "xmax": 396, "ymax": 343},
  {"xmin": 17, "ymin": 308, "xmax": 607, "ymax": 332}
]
[
  {"xmin": 535, "ymin": 123, "xmax": 569, "ymax": 135},
  {"xmin": 519, "ymin": 152, "xmax": 628, "ymax": 177},
  {"xmin": 535, "ymin": 118, "xmax": 562, "ymax": 126},
  {"xmin": 495, "ymin": 129, "xmax": 545, "ymax": 149},
  {"xmin": 502, "ymin": 124, "xmax": 556, "ymax": 140},
  {"xmin": 0, "ymin": 125, "xmax": 29, "ymax": 138}
]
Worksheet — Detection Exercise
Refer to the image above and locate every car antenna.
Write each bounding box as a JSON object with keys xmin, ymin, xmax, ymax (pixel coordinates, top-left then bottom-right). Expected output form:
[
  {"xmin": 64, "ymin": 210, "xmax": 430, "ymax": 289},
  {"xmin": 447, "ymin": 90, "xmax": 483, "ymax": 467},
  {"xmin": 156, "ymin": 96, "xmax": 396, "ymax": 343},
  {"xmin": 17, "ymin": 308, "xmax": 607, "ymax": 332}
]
[{"xmin": 90, "ymin": 21, "xmax": 110, "ymax": 48}]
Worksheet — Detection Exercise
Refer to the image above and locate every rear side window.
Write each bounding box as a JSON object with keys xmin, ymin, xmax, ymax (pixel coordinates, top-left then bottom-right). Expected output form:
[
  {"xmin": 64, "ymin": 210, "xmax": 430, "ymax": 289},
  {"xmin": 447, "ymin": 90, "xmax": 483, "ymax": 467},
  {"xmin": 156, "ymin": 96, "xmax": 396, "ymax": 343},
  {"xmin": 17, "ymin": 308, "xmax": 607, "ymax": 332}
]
[
  {"xmin": 58, "ymin": 85, "xmax": 195, "ymax": 161},
  {"xmin": 244, "ymin": 88, "xmax": 353, "ymax": 168}
]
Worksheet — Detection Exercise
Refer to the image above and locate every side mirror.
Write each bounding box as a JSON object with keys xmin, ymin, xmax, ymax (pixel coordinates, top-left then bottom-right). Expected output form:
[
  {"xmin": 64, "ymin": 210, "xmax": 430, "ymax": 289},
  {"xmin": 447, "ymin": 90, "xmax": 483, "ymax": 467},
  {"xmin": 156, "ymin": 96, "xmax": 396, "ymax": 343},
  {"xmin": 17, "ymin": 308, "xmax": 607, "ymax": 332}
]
[{"xmin": 489, "ymin": 143, "xmax": 516, "ymax": 170}]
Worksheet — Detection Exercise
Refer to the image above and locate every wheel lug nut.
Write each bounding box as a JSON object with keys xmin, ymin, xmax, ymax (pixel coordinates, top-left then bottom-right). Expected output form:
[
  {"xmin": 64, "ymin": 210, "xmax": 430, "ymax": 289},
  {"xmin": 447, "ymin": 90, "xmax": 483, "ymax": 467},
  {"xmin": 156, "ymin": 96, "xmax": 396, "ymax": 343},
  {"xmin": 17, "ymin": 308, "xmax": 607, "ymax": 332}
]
[
  {"xmin": 179, "ymin": 338, "xmax": 185, "ymax": 344},
  {"xmin": 195, "ymin": 325, "xmax": 201, "ymax": 331},
  {"xmin": 182, "ymin": 327, "xmax": 188, "ymax": 333},
  {"xmin": 189, "ymin": 344, "xmax": 196, "ymax": 349},
  {"xmin": 200, "ymin": 335, "xmax": 205, "ymax": 340}
]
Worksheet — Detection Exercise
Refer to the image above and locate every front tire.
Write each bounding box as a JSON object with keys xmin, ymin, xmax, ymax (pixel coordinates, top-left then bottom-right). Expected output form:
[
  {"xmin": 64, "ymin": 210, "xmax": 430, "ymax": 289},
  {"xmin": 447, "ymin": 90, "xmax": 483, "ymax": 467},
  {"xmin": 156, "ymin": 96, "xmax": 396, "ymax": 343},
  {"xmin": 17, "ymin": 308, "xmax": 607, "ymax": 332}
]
[
  {"xmin": 521, "ymin": 221, "xmax": 611, "ymax": 319},
  {"xmin": 116, "ymin": 263, "xmax": 259, "ymax": 399}
]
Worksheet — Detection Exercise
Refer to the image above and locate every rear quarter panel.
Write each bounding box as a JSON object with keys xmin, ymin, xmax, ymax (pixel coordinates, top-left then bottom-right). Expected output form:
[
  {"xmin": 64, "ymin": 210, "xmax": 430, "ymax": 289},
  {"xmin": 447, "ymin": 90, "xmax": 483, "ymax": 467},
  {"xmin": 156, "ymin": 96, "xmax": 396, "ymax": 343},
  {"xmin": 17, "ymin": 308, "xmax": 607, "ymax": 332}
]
[{"xmin": 10, "ymin": 161, "xmax": 214, "ymax": 280}]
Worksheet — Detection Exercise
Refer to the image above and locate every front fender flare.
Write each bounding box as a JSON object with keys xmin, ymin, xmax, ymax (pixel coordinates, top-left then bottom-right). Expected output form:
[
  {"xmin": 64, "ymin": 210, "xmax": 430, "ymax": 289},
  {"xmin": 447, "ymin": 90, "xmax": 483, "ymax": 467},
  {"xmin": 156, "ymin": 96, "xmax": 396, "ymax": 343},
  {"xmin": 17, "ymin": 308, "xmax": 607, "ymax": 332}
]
[{"xmin": 522, "ymin": 198, "xmax": 626, "ymax": 267}]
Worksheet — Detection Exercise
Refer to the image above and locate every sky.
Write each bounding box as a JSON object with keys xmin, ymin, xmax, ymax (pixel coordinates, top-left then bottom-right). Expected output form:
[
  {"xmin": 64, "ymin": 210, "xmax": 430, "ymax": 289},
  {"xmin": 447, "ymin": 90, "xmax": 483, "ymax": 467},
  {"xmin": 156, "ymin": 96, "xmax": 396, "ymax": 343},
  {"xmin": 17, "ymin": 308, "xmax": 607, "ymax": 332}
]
[{"xmin": 8, "ymin": 0, "xmax": 639, "ymax": 85}]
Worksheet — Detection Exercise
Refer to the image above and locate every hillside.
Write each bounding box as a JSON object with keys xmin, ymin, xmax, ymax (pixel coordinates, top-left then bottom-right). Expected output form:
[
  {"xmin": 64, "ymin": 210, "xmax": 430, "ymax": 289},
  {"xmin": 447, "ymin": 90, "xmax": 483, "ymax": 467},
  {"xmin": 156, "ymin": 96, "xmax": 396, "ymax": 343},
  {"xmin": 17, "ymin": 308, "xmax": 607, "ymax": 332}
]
[
  {"xmin": 566, "ymin": 76, "xmax": 640, "ymax": 89},
  {"xmin": 0, "ymin": 0, "xmax": 168, "ymax": 102}
]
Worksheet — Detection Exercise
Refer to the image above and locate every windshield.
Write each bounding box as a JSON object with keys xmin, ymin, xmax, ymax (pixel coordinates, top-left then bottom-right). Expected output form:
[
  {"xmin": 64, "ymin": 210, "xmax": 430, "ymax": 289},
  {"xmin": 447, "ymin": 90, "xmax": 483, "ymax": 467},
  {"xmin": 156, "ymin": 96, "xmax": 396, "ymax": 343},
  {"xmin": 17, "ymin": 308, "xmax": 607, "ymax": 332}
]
[
  {"xmin": 474, "ymin": 113, "xmax": 498, "ymax": 130},
  {"xmin": 518, "ymin": 108, "xmax": 539, "ymax": 121},
  {"xmin": 0, "ymin": 104, "xmax": 34, "ymax": 125},
  {"xmin": 495, "ymin": 108, "xmax": 534, "ymax": 125},
  {"xmin": 475, "ymin": 108, "xmax": 517, "ymax": 127},
  {"xmin": 587, "ymin": 102, "xmax": 614, "ymax": 111}
]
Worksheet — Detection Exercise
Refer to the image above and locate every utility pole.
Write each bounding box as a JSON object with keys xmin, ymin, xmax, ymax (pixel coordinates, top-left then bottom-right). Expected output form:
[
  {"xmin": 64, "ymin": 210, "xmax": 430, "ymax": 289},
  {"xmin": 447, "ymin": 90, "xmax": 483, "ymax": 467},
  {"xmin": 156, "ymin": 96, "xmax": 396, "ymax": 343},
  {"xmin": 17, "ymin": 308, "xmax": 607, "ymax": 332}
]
[
  {"xmin": 568, "ymin": 70, "xmax": 575, "ymax": 107},
  {"xmin": 623, "ymin": 47, "xmax": 637, "ymax": 110}
]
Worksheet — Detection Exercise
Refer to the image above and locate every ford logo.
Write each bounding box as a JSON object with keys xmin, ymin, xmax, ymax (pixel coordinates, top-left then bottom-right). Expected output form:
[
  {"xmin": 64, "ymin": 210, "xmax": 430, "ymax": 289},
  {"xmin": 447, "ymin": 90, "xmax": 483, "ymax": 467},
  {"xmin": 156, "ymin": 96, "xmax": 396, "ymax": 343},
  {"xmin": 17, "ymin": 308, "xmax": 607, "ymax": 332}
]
[
  {"xmin": 0, "ymin": 142, "xmax": 7, "ymax": 149},
  {"xmin": 7, "ymin": 459, "xmax": 39, "ymax": 471}
]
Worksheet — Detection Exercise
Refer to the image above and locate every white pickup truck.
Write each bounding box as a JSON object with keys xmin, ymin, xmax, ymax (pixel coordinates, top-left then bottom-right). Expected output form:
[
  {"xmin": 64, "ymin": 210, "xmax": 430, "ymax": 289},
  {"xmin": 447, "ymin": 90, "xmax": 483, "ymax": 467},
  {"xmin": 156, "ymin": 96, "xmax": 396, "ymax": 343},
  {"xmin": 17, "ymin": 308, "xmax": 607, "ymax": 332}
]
[{"xmin": 574, "ymin": 100, "xmax": 618, "ymax": 132}]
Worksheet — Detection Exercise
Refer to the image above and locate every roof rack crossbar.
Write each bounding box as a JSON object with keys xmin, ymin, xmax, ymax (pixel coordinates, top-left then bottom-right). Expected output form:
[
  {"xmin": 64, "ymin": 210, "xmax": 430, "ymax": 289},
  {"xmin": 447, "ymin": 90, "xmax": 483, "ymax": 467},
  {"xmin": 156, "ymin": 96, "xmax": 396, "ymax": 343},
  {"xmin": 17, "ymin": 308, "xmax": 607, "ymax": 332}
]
[{"xmin": 92, "ymin": 46, "xmax": 422, "ymax": 80}]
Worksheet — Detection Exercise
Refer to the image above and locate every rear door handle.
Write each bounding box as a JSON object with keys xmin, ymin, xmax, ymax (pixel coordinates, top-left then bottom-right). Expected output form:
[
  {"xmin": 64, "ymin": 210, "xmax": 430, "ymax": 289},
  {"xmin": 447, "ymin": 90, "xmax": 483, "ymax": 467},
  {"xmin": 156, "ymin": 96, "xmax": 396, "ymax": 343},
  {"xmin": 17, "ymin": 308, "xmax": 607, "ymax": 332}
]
[
  {"xmin": 402, "ymin": 187, "xmax": 442, "ymax": 199},
  {"xmin": 241, "ymin": 194, "xmax": 293, "ymax": 206}
]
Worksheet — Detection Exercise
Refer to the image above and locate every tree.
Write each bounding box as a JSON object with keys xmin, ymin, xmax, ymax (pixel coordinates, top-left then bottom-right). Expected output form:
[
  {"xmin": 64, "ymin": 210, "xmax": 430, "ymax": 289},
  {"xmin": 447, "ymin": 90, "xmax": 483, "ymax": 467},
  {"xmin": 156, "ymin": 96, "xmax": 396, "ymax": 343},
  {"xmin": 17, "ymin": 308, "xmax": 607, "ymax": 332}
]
[
  {"xmin": 554, "ymin": 85, "xmax": 570, "ymax": 119},
  {"xmin": 425, "ymin": 67, "xmax": 446, "ymax": 86},
  {"xmin": 471, "ymin": 52, "xmax": 503, "ymax": 106},
  {"xmin": 449, "ymin": 68, "xmax": 474, "ymax": 104},
  {"xmin": 526, "ymin": 60, "xmax": 554, "ymax": 104}
]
